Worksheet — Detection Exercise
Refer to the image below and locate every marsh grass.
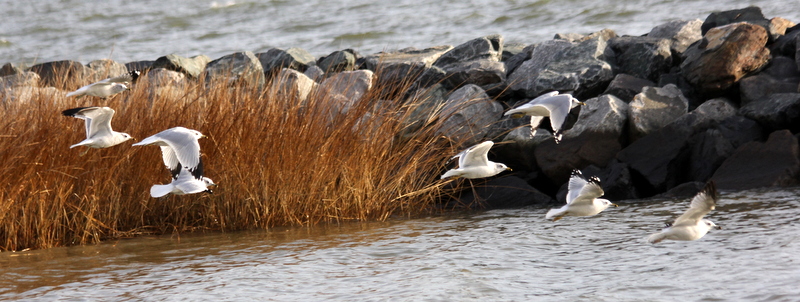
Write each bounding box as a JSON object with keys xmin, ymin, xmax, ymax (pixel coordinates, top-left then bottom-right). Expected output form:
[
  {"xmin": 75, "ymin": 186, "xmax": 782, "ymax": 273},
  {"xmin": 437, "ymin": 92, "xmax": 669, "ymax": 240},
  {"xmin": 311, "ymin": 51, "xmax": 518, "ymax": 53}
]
[{"xmin": 0, "ymin": 68, "xmax": 480, "ymax": 251}]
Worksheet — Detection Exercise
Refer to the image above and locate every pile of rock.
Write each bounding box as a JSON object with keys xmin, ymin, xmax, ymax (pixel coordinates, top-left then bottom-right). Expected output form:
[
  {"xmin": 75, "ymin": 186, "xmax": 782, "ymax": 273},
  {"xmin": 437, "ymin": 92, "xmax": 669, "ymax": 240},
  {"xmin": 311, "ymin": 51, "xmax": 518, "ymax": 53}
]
[{"xmin": 3, "ymin": 6, "xmax": 799, "ymax": 209}]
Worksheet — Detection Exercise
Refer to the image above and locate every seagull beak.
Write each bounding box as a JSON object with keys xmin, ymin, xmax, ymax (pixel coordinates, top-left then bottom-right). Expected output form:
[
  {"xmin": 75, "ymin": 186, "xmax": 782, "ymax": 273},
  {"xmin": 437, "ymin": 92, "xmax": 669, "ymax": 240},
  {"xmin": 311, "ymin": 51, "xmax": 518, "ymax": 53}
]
[
  {"xmin": 506, "ymin": 167, "xmax": 513, "ymax": 171},
  {"xmin": 612, "ymin": 203, "xmax": 618, "ymax": 207},
  {"xmin": 715, "ymin": 225, "xmax": 722, "ymax": 230},
  {"xmin": 579, "ymin": 102, "xmax": 586, "ymax": 106}
]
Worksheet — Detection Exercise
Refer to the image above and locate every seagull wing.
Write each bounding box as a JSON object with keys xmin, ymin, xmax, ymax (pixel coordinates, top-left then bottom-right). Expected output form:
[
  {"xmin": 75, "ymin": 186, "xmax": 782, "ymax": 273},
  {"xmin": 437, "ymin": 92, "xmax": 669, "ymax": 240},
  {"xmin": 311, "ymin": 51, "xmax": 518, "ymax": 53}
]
[
  {"xmin": 537, "ymin": 94, "xmax": 574, "ymax": 131},
  {"xmin": 566, "ymin": 169, "xmax": 588, "ymax": 204},
  {"xmin": 173, "ymin": 167, "xmax": 209, "ymax": 194},
  {"xmin": 135, "ymin": 127, "xmax": 202, "ymax": 173},
  {"xmin": 62, "ymin": 107, "xmax": 115, "ymax": 138},
  {"xmin": 460, "ymin": 141, "xmax": 493, "ymax": 168},
  {"xmin": 504, "ymin": 91, "xmax": 560, "ymax": 117},
  {"xmin": 673, "ymin": 181, "xmax": 718, "ymax": 226}
]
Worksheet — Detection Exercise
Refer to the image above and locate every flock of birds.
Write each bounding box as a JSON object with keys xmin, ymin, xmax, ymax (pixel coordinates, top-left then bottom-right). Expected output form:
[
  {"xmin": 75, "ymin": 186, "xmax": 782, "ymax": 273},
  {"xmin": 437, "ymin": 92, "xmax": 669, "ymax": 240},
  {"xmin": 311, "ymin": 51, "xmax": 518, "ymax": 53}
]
[
  {"xmin": 62, "ymin": 72, "xmax": 720, "ymax": 243},
  {"xmin": 62, "ymin": 71, "xmax": 215, "ymax": 198}
]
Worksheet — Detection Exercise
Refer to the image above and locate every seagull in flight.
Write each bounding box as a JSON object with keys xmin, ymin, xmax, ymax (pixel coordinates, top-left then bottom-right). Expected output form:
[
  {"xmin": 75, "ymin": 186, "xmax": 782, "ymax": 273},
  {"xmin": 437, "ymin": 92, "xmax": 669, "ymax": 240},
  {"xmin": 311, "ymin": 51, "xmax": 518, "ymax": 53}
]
[
  {"xmin": 440, "ymin": 141, "xmax": 511, "ymax": 179},
  {"xmin": 67, "ymin": 70, "xmax": 140, "ymax": 98},
  {"xmin": 132, "ymin": 127, "xmax": 214, "ymax": 197},
  {"xmin": 546, "ymin": 169, "xmax": 617, "ymax": 221},
  {"xmin": 62, "ymin": 106, "xmax": 133, "ymax": 154},
  {"xmin": 647, "ymin": 181, "xmax": 721, "ymax": 244},
  {"xmin": 504, "ymin": 91, "xmax": 585, "ymax": 144}
]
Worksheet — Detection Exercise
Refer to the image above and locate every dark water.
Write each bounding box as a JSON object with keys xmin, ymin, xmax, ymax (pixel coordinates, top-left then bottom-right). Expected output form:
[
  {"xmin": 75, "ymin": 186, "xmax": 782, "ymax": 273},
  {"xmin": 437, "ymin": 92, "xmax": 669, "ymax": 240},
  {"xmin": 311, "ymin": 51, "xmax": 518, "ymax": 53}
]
[
  {"xmin": 1, "ymin": 187, "xmax": 798, "ymax": 301},
  {"xmin": 1, "ymin": 0, "xmax": 798, "ymax": 64}
]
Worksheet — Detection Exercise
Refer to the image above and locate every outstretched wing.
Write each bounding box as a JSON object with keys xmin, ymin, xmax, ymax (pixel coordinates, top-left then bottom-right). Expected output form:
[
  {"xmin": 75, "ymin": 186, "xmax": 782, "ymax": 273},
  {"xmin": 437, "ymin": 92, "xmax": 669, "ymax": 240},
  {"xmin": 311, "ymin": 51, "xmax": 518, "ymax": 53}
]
[
  {"xmin": 539, "ymin": 94, "xmax": 574, "ymax": 132},
  {"xmin": 62, "ymin": 107, "xmax": 115, "ymax": 138},
  {"xmin": 567, "ymin": 170, "xmax": 604, "ymax": 205},
  {"xmin": 460, "ymin": 141, "xmax": 493, "ymax": 168},
  {"xmin": 673, "ymin": 181, "xmax": 718, "ymax": 226},
  {"xmin": 134, "ymin": 127, "xmax": 203, "ymax": 175}
]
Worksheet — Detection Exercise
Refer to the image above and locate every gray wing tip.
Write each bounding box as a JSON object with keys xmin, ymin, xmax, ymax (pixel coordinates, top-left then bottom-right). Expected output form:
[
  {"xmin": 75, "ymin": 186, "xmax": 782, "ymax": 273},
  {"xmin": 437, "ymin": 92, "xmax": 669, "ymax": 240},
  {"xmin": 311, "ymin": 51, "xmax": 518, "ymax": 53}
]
[{"xmin": 61, "ymin": 106, "xmax": 93, "ymax": 117}]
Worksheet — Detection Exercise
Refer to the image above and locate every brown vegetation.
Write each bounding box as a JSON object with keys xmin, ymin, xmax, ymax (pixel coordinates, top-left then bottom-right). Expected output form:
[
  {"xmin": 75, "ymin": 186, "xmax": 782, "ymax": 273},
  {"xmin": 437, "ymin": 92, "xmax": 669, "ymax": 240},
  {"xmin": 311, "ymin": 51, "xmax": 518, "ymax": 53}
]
[{"xmin": 0, "ymin": 70, "xmax": 465, "ymax": 252}]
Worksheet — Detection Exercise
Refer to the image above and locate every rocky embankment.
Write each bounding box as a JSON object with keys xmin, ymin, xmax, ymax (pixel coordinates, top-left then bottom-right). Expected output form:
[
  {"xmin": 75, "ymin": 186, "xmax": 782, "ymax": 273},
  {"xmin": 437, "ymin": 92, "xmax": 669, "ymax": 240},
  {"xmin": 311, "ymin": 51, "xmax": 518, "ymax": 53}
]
[{"xmin": 2, "ymin": 6, "xmax": 799, "ymax": 208}]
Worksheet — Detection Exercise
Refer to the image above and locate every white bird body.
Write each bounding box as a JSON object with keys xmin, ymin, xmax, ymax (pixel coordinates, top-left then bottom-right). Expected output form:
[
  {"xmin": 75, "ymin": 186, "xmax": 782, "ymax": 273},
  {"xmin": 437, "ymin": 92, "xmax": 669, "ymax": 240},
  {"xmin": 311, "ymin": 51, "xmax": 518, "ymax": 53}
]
[
  {"xmin": 62, "ymin": 107, "xmax": 133, "ymax": 149},
  {"xmin": 648, "ymin": 181, "xmax": 720, "ymax": 244},
  {"xmin": 546, "ymin": 169, "xmax": 617, "ymax": 221},
  {"xmin": 504, "ymin": 91, "xmax": 585, "ymax": 143},
  {"xmin": 440, "ymin": 141, "xmax": 511, "ymax": 179},
  {"xmin": 133, "ymin": 127, "xmax": 212, "ymax": 198},
  {"xmin": 67, "ymin": 71, "xmax": 140, "ymax": 98},
  {"xmin": 150, "ymin": 167, "xmax": 215, "ymax": 198}
]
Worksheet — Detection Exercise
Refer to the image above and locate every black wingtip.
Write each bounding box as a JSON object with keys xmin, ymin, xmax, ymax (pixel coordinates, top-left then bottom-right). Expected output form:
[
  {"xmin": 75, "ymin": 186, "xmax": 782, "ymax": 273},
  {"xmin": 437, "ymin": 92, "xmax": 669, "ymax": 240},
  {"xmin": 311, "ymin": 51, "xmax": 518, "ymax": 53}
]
[
  {"xmin": 61, "ymin": 107, "xmax": 91, "ymax": 117},
  {"xmin": 570, "ymin": 169, "xmax": 584, "ymax": 179},
  {"xmin": 587, "ymin": 175, "xmax": 602, "ymax": 185},
  {"xmin": 129, "ymin": 70, "xmax": 141, "ymax": 83},
  {"xmin": 703, "ymin": 180, "xmax": 719, "ymax": 203}
]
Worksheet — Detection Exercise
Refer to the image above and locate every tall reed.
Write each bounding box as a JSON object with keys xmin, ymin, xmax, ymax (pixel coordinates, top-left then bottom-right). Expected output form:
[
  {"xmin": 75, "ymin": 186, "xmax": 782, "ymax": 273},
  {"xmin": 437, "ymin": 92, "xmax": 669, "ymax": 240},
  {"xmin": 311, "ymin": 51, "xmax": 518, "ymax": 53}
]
[{"xmin": 0, "ymin": 68, "xmax": 466, "ymax": 251}]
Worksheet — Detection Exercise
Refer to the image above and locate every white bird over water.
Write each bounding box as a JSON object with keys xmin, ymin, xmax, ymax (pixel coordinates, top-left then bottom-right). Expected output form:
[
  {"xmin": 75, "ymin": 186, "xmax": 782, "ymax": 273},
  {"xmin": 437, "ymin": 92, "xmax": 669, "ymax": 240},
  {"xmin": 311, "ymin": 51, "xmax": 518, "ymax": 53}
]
[
  {"xmin": 546, "ymin": 169, "xmax": 617, "ymax": 221},
  {"xmin": 67, "ymin": 70, "xmax": 140, "ymax": 98},
  {"xmin": 132, "ymin": 127, "xmax": 214, "ymax": 197},
  {"xmin": 62, "ymin": 106, "xmax": 133, "ymax": 153},
  {"xmin": 647, "ymin": 181, "xmax": 721, "ymax": 244},
  {"xmin": 504, "ymin": 91, "xmax": 585, "ymax": 144},
  {"xmin": 440, "ymin": 141, "xmax": 511, "ymax": 179}
]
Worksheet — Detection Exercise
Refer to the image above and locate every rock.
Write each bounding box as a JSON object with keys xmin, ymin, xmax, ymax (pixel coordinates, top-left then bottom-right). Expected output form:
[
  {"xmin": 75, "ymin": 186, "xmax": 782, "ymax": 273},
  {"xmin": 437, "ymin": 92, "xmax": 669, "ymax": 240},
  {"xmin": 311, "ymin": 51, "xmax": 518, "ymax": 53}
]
[
  {"xmin": 602, "ymin": 73, "xmax": 655, "ymax": 103},
  {"xmin": 534, "ymin": 95, "xmax": 629, "ymax": 183},
  {"xmin": 496, "ymin": 125, "xmax": 551, "ymax": 171},
  {"xmin": 739, "ymin": 74, "xmax": 798, "ymax": 106},
  {"xmin": 504, "ymin": 44, "xmax": 534, "ymax": 76},
  {"xmin": 763, "ymin": 56, "xmax": 800, "ymax": 79},
  {"xmin": 363, "ymin": 46, "xmax": 453, "ymax": 89},
  {"xmin": 318, "ymin": 70, "xmax": 374, "ymax": 115},
  {"xmin": 203, "ymin": 51, "xmax": 265, "ymax": 89},
  {"xmin": 2, "ymin": 86, "xmax": 65, "ymax": 104},
  {"xmin": 304, "ymin": 65, "xmax": 324, "ymax": 82},
  {"xmin": 439, "ymin": 59, "xmax": 506, "ymax": 89},
  {"xmin": 507, "ymin": 40, "xmax": 573, "ymax": 96},
  {"xmin": 0, "ymin": 71, "xmax": 40, "ymax": 90},
  {"xmin": 628, "ymin": 84, "xmax": 689, "ymax": 142},
  {"xmin": 769, "ymin": 17, "xmax": 796, "ymax": 40},
  {"xmin": 653, "ymin": 181, "xmax": 705, "ymax": 199},
  {"xmin": 86, "ymin": 59, "xmax": 128, "ymax": 82},
  {"xmin": 648, "ymin": 19, "xmax": 704, "ymax": 54},
  {"xmin": 769, "ymin": 25, "xmax": 800, "ymax": 57},
  {"xmin": 444, "ymin": 176, "xmax": 554, "ymax": 210},
  {"xmin": 269, "ymin": 68, "xmax": 317, "ymax": 103},
  {"xmin": 502, "ymin": 42, "xmax": 527, "ymax": 62},
  {"xmin": 0, "ymin": 63, "xmax": 22, "ymax": 77},
  {"xmin": 574, "ymin": 161, "xmax": 640, "ymax": 201},
  {"xmin": 142, "ymin": 68, "xmax": 187, "ymax": 87},
  {"xmin": 700, "ymin": 6, "xmax": 771, "ymax": 37},
  {"xmin": 124, "ymin": 60, "xmax": 154, "ymax": 73},
  {"xmin": 436, "ymin": 84, "xmax": 503, "ymax": 146},
  {"xmin": 608, "ymin": 36, "xmax": 673, "ymax": 82},
  {"xmin": 399, "ymin": 84, "xmax": 448, "ymax": 138},
  {"xmin": 256, "ymin": 47, "xmax": 315, "ymax": 76},
  {"xmin": 27, "ymin": 60, "xmax": 89, "ymax": 89},
  {"xmin": 681, "ymin": 22, "xmax": 771, "ymax": 96},
  {"xmin": 711, "ymin": 130, "xmax": 800, "ymax": 190},
  {"xmin": 318, "ymin": 49, "xmax": 357, "ymax": 73},
  {"xmin": 687, "ymin": 129, "xmax": 736, "ymax": 182},
  {"xmin": 715, "ymin": 115, "xmax": 763, "ymax": 149},
  {"xmin": 433, "ymin": 34, "xmax": 503, "ymax": 68},
  {"xmin": 739, "ymin": 93, "xmax": 800, "ymax": 132},
  {"xmin": 152, "ymin": 54, "xmax": 209, "ymax": 79}
]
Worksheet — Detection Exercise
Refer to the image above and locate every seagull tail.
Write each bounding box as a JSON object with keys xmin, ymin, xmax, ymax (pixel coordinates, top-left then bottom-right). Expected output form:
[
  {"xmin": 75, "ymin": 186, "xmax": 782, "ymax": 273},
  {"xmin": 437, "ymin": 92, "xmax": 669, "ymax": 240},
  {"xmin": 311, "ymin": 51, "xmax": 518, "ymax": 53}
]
[
  {"xmin": 647, "ymin": 232, "xmax": 666, "ymax": 244},
  {"xmin": 545, "ymin": 208, "xmax": 567, "ymax": 221},
  {"xmin": 66, "ymin": 86, "xmax": 88, "ymax": 97},
  {"xmin": 440, "ymin": 169, "xmax": 459, "ymax": 180},
  {"xmin": 150, "ymin": 184, "xmax": 175, "ymax": 198}
]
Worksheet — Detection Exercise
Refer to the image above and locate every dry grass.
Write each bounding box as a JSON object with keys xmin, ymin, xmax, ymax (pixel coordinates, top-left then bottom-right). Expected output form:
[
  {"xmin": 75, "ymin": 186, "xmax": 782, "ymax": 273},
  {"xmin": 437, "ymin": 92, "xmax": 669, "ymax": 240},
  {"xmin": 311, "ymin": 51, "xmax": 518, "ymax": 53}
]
[{"xmin": 0, "ymin": 68, "xmax": 469, "ymax": 251}]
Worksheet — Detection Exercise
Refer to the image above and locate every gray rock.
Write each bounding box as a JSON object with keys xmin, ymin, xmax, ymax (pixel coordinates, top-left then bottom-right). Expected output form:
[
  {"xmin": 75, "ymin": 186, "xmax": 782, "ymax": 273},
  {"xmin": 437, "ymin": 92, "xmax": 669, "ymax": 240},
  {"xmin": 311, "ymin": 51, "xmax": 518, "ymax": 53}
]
[
  {"xmin": 318, "ymin": 49, "xmax": 357, "ymax": 73},
  {"xmin": 304, "ymin": 65, "xmax": 324, "ymax": 82},
  {"xmin": 763, "ymin": 56, "xmax": 800, "ymax": 79},
  {"xmin": 363, "ymin": 46, "xmax": 453, "ymax": 89},
  {"xmin": 507, "ymin": 40, "xmax": 574, "ymax": 96},
  {"xmin": 440, "ymin": 59, "xmax": 506, "ymax": 89},
  {"xmin": 681, "ymin": 22, "xmax": 771, "ymax": 95},
  {"xmin": 203, "ymin": 51, "xmax": 265, "ymax": 89},
  {"xmin": 0, "ymin": 63, "xmax": 22, "ymax": 77},
  {"xmin": 739, "ymin": 93, "xmax": 800, "ymax": 132},
  {"xmin": 700, "ymin": 6, "xmax": 771, "ymax": 38},
  {"xmin": 608, "ymin": 36, "xmax": 673, "ymax": 82},
  {"xmin": 124, "ymin": 60, "xmax": 154, "ymax": 73},
  {"xmin": 86, "ymin": 59, "xmax": 128, "ymax": 82},
  {"xmin": 437, "ymin": 84, "xmax": 503, "ymax": 146},
  {"xmin": 142, "ymin": 68, "xmax": 187, "ymax": 87},
  {"xmin": 628, "ymin": 84, "xmax": 689, "ymax": 142},
  {"xmin": 269, "ymin": 68, "xmax": 317, "ymax": 103},
  {"xmin": 444, "ymin": 176, "xmax": 554, "ymax": 210},
  {"xmin": 534, "ymin": 95, "xmax": 629, "ymax": 183},
  {"xmin": 711, "ymin": 130, "xmax": 800, "ymax": 190},
  {"xmin": 27, "ymin": 60, "xmax": 89, "ymax": 88},
  {"xmin": 2, "ymin": 86, "xmax": 65, "ymax": 104},
  {"xmin": 768, "ymin": 26, "xmax": 800, "ymax": 57},
  {"xmin": 0, "ymin": 71, "xmax": 39, "ymax": 91},
  {"xmin": 653, "ymin": 181, "xmax": 705, "ymax": 199},
  {"xmin": 502, "ymin": 42, "xmax": 527, "ymax": 61},
  {"xmin": 433, "ymin": 34, "xmax": 503, "ymax": 68},
  {"xmin": 602, "ymin": 73, "xmax": 655, "ymax": 103},
  {"xmin": 504, "ymin": 43, "xmax": 534, "ymax": 76},
  {"xmin": 152, "ymin": 54, "xmax": 209, "ymax": 79},
  {"xmin": 715, "ymin": 115, "xmax": 763, "ymax": 149},
  {"xmin": 648, "ymin": 19, "xmax": 704, "ymax": 54},
  {"xmin": 688, "ymin": 129, "xmax": 736, "ymax": 182},
  {"xmin": 739, "ymin": 74, "xmax": 798, "ymax": 106},
  {"xmin": 256, "ymin": 47, "xmax": 315, "ymax": 76},
  {"xmin": 318, "ymin": 70, "xmax": 374, "ymax": 114},
  {"xmin": 399, "ymin": 84, "xmax": 448, "ymax": 138}
]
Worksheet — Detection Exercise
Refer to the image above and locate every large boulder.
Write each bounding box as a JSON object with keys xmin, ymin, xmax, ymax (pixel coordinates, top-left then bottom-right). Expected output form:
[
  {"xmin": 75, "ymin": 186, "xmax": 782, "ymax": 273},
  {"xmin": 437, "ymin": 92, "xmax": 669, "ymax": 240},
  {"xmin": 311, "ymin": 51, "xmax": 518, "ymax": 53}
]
[
  {"xmin": 86, "ymin": 59, "xmax": 128, "ymax": 82},
  {"xmin": 687, "ymin": 129, "xmax": 736, "ymax": 182},
  {"xmin": 433, "ymin": 34, "xmax": 503, "ymax": 68},
  {"xmin": 700, "ymin": 6, "xmax": 772, "ymax": 39},
  {"xmin": 442, "ymin": 176, "xmax": 554, "ymax": 210},
  {"xmin": 507, "ymin": 40, "xmax": 573, "ymax": 96},
  {"xmin": 628, "ymin": 84, "xmax": 689, "ymax": 142},
  {"xmin": 152, "ymin": 54, "xmax": 209, "ymax": 79},
  {"xmin": 681, "ymin": 22, "xmax": 771, "ymax": 96},
  {"xmin": 739, "ymin": 93, "xmax": 800, "ymax": 132},
  {"xmin": 602, "ymin": 74, "xmax": 654, "ymax": 103},
  {"xmin": 142, "ymin": 68, "xmax": 187, "ymax": 88},
  {"xmin": 436, "ymin": 84, "xmax": 503, "ymax": 146},
  {"xmin": 648, "ymin": 19, "xmax": 704, "ymax": 54},
  {"xmin": 363, "ymin": 46, "xmax": 453, "ymax": 89},
  {"xmin": 711, "ymin": 130, "xmax": 800, "ymax": 190},
  {"xmin": 608, "ymin": 36, "xmax": 673, "ymax": 82},
  {"xmin": 399, "ymin": 84, "xmax": 448, "ymax": 138},
  {"xmin": 739, "ymin": 74, "xmax": 799, "ymax": 106},
  {"xmin": 317, "ymin": 70, "xmax": 374, "ymax": 115},
  {"xmin": 204, "ymin": 51, "xmax": 264, "ymax": 89},
  {"xmin": 432, "ymin": 35, "xmax": 505, "ymax": 89},
  {"xmin": 0, "ymin": 63, "xmax": 22, "ymax": 77},
  {"xmin": 0, "ymin": 71, "xmax": 39, "ymax": 91},
  {"xmin": 269, "ymin": 68, "xmax": 318, "ymax": 104},
  {"xmin": 534, "ymin": 94, "xmax": 629, "ymax": 183},
  {"xmin": 256, "ymin": 47, "xmax": 315, "ymax": 76},
  {"xmin": 318, "ymin": 49, "xmax": 357, "ymax": 73},
  {"xmin": 27, "ymin": 60, "xmax": 89, "ymax": 89}
]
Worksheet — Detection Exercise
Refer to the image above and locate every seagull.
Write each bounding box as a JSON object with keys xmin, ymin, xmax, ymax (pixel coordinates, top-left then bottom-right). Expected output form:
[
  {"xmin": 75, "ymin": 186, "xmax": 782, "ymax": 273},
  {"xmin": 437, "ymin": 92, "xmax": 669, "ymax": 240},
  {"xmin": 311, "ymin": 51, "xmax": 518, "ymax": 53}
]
[
  {"xmin": 504, "ymin": 91, "xmax": 585, "ymax": 144},
  {"xmin": 62, "ymin": 106, "xmax": 133, "ymax": 153},
  {"xmin": 132, "ymin": 127, "xmax": 213, "ymax": 197},
  {"xmin": 647, "ymin": 181, "xmax": 721, "ymax": 244},
  {"xmin": 546, "ymin": 169, "xmax": 617, "ymax": 221},
  {"xmin": 67, "ymin": 70, "xmax": 140, "ymax": 98},
  {"xmin": 440, "ymin": 141, "xmax": 511, "ymax": 179}
]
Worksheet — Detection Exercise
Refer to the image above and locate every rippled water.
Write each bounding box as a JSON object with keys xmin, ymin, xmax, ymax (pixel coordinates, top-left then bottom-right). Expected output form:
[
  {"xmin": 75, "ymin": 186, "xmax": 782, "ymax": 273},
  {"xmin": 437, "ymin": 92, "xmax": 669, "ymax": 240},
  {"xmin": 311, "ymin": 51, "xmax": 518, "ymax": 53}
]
[
  {"xmin": 1, "ymin": 0, "xmax": 799, "ymax": 65},
  {"xmin": 1, "ymin": 187, "xmax": 798, "ymax": 301}
]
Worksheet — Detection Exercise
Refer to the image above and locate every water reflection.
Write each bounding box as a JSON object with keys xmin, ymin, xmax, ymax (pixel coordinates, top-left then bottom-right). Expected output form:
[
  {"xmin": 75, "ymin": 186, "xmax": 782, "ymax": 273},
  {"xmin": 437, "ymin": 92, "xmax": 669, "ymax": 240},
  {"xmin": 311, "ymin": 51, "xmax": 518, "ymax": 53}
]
[{"xmin": 1, "ymin": 187, "xmax": 799, "ymax": 301}]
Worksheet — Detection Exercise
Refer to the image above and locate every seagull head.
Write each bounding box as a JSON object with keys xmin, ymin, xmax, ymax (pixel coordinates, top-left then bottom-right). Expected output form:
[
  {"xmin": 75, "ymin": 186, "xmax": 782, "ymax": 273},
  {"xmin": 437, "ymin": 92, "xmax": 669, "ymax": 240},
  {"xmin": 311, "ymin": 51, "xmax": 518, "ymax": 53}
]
[
  {"xmin": 120, "ymin": 132, "xmax": 135, "ymax": 142},
  {"xmin": 495, "ymin": 163, "xmax": 512, "ymax": 173},
  {"xmin": 704, "ymin": 219, "xmax": 721, "ymax": 230},
  {"xmin": 598, "ymin": 199, "xmax": 617, "ymax": 209}
]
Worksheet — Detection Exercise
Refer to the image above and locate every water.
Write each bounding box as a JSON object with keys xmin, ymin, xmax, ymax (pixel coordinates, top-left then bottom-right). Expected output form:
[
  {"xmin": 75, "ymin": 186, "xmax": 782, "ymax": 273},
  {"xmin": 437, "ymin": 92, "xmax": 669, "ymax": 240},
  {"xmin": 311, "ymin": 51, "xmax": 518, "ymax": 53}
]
[
  {"xmin": 1, "ymin": 187, "xmax": 798, "ymax": 301},
  {"xmin": 1, "ymin": 0, "xmax": 799, "ymax": 65}
]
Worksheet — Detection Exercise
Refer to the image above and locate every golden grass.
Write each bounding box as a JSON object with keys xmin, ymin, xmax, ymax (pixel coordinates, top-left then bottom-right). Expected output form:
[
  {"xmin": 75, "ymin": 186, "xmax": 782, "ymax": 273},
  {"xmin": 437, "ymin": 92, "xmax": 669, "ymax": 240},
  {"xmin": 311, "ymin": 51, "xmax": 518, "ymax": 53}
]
[{"xmin": 0, "ymin": 68, "xmax": 469, "ymax": 251}]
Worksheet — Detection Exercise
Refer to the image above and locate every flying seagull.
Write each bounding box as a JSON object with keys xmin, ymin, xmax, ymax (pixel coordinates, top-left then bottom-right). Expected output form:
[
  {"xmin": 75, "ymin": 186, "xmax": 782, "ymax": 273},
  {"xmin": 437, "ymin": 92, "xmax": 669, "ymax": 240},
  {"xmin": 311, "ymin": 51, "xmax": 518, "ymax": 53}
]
[
  {"xmin": 62, "ymin": 106, "xmax": 133, "ymax": 154},
  {"xmin": 647, "ymin": 181, "xmax": 721, "ymax": 244},
  {"xmin": 546, "ymin": 169, "xmax": 617, "ymax": 221},
  {"xmin": 504, "ymin": 91, "xmax": 585, "ymax": 144},
  {"xmin": 440, "ymin": 141, "xmax": 511, "ymax": 179},
  {"xmin": 132, "ymin": 127, "xmax": 214, "ymax": 197},
  {"xmin": 67, "ymin": 70, "xmax": 140, "ymax": 98}
]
